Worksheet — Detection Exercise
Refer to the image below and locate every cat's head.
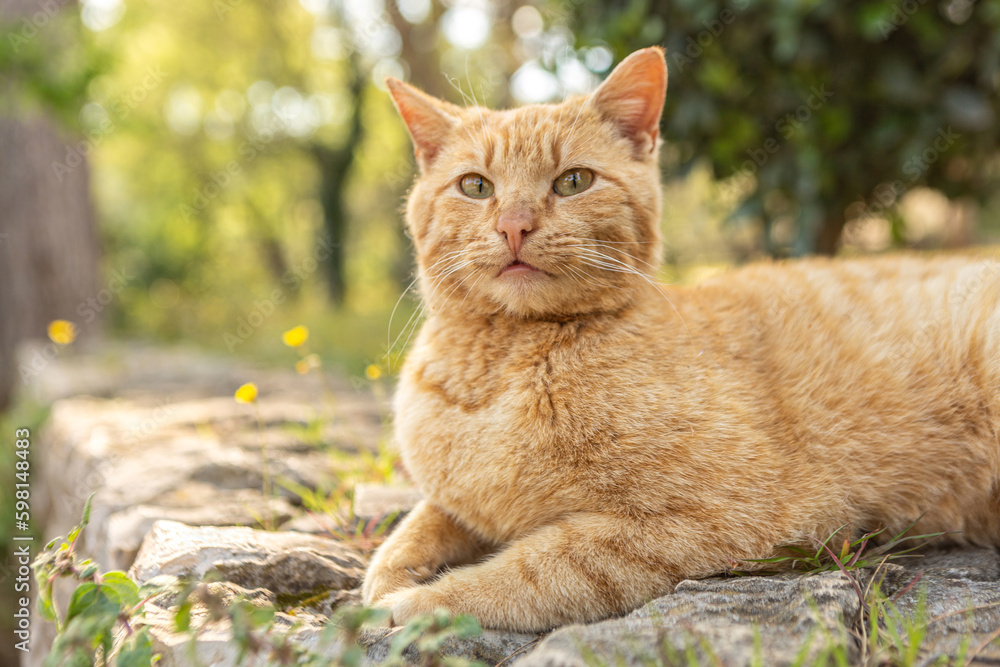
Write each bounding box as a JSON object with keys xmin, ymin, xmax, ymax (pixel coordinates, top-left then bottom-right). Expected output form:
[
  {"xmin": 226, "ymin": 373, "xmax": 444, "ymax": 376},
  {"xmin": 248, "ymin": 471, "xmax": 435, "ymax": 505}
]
[{"xmin": 388, "ymin": 47, "xmax": 667, "ymax": 319}]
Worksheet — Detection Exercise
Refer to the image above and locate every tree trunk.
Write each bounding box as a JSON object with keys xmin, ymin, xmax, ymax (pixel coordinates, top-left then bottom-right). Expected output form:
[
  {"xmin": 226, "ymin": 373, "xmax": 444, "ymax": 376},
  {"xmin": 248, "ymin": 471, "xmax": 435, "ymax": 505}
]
[
  {"xmin": 311, "ymin": 56, "xmax": 364, "ymax": 305},
  {"xmin": 0, "ymin": 0, "xmax": 100, "ymax": 410}
]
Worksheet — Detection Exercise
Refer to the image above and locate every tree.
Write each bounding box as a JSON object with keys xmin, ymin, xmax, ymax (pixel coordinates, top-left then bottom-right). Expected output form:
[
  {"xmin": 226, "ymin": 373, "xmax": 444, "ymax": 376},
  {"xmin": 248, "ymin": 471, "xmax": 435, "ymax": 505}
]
[
  {"xmin": 562, "ymin": 0, "xmax": 1000, "ymax": 256},
  {"xmin": 0, "ymin": 0, "xmax": 102, "ymax": 410},
  {"xmin": 312, "ymin": 55, "xmax": 365, "ymax": 304}
]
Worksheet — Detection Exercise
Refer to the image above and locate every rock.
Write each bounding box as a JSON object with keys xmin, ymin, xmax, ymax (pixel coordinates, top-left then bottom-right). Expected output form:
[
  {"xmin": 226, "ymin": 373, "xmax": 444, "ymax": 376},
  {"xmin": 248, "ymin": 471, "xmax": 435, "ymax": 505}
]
[
  {"xmin": 26, "ymin": 347, "xmax": 385, "ymax": 667},
  {"xmin": 522, "ymin": 547, "xmax": 1000, "ymax": 667},
  {"xmin": 103, "ymin": 494, "xmax": 296, "ymax": 571},
  {"xmin": 897, "ymin": 544, "xmax": 1000, "ymax": 582},
  {"xmin": 138, "ymin": 600, "xmax": 335, "ymax": 667},
  {"xmin": 279, "ymin": 511, "xmax": 342, "ymax": 535},
  {"xmin": 876, "ymin": 549, "xmax": 1000, "ymax": 665},
  {"xmin": 129, "ymin": 520, "xmax": 366, "ymax": 596},
  {"xmin": 353, "ymin": 483, "xmax": 423, "ymax": 524},
  {"xmin": 362, "ymin": 626, "xmax": 539, "ymax": 665},
  {"xmin": 125, "ymin": 520, "xmax": 536, "ymax": 667},
  {"xmin": 521, "ymin": 572, "xmax": 862, "ymax": 667}
]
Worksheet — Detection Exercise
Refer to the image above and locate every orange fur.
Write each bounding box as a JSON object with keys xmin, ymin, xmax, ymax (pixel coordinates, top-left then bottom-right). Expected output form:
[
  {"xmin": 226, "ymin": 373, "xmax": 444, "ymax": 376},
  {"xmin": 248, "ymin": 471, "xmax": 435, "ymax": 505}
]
[{"xmin": 362, "ymin": 47, "xmax": 1000, "ymax": 632}]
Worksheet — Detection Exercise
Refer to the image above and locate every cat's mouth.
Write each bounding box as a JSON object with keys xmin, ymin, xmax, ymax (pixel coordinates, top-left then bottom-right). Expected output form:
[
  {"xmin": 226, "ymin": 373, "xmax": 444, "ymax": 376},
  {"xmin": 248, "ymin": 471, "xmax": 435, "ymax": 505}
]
[{"xmin": 499, "ymin": 259, "xmax": 544, "ymax": 277}]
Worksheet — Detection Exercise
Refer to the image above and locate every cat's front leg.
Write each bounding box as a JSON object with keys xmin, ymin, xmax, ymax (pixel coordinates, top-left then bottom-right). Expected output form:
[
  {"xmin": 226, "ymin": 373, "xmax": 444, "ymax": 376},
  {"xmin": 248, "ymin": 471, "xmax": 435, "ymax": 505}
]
[
  {"xmin": 378, "ymin": 512, "xmax": 695, "ymax": 633},
  {"xmin": 362, "ymin": 500, "xmax": 491, "ymax": 605}
]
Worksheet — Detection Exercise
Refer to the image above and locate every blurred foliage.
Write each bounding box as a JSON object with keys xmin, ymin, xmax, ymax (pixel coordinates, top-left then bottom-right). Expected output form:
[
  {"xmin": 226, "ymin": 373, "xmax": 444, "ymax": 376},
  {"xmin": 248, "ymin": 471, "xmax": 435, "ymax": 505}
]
[
  {"xmin": 0, "ymin": 8, "xmax": 108, "ymax": 123},
  {"xmin": 563, "ymin": 0, "xmax": 1000, "ymax": 255},
  {"xmin": 5, "ymin": 0, "xmax": 428, "ymax": 372},
  {"xmin": 2, "ymin": 0, "xmax": 999, "ymax": 373}
]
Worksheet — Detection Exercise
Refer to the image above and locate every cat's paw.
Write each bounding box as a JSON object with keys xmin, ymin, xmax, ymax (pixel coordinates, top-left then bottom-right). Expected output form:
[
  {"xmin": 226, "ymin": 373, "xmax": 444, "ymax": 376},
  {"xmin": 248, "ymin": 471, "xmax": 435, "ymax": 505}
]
[
  {"xmin": 361, "ymin": 561, "xmax": 435, "ymax": 606},
  {"xmin": 378, "ymin": 585, "xmax": 453, "ymax": 626}
]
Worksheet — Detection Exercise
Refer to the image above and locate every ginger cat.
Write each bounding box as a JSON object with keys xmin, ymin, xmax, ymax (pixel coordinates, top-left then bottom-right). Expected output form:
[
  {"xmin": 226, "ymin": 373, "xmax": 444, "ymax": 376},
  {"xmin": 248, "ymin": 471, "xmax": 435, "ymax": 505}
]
[{"xmin": 362, "ymin": 47, "xmax": 1000, "ymax": 633}]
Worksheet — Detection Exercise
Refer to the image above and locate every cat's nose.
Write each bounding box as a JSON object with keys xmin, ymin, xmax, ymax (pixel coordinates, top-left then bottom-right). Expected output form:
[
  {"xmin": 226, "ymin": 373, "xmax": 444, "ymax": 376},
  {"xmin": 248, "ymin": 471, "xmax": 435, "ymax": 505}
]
[{"xmin": 497, "ymin": 211, "xmax": 533, "ymax": 256}]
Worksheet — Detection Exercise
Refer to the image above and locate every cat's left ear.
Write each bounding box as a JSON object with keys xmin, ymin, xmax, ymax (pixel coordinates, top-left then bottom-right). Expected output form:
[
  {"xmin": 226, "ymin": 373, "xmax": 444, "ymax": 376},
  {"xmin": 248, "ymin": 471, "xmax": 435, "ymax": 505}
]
[
  {"xmin": 590, "ymin": 47, "xmax": 667, "ymax": 154},
  {"xmin": 386, "ymin": 78, "xmax": 459, "ymax": 171}
]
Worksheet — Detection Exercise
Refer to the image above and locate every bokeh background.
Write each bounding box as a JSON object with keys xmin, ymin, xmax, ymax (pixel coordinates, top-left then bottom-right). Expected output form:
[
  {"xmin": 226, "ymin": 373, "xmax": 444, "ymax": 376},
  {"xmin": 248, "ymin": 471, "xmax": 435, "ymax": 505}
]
[
  {"xmin": 1, "ymin": 1, "xmax": 999, "ymax": 662},
  {"xmin": 3, "ymin": 0, "xmax": 1000, "ymax": 410}
]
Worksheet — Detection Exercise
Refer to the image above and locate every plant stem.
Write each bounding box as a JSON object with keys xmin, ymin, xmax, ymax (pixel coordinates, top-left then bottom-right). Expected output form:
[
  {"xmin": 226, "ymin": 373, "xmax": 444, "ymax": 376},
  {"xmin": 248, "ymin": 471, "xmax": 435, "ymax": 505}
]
[{"xmin": 254, "ymin": 404, "xmax": 272, "ymax": 528}]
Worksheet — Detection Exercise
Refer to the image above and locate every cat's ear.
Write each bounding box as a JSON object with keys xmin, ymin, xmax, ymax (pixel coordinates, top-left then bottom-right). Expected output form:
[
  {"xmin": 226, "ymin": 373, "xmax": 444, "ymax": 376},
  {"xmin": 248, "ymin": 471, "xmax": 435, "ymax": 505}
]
[
  {"xmin": 386, "ymin": 78, "xmax": 458, "ymax": 170},
  {"xmin": 590, "ymin": 47, "xmax": 667, "ymax": 154}
]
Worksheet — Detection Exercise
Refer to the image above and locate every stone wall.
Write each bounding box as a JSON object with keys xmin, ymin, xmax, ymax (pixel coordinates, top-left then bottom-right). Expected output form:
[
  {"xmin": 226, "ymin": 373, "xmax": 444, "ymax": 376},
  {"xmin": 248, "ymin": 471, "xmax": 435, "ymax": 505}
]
[{"xmin": 23, "ymin": 345, "xmax": 1000, "ymax": 666}]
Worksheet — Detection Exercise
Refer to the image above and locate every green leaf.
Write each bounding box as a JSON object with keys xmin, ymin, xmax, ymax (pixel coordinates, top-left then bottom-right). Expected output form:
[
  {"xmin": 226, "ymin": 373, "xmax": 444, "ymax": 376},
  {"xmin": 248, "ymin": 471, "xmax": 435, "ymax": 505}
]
[
  {"xmin": 250, "ymin": 606, "xmax": 276, "ymax": 627},
  {"xmin": 36, "ymin": 589, "xmax": 58, "ymax": 623},
  {"xmin": 66, "ymin": 582, "xmax": 120, "ymax": 623},
  {"xmin": 78, "ymin": 561, "xmax": 99, "ymax": 580},
  {"xmin": 66, "ymin": 583, "xmax": 97, "ymax": 620},
  {"xmin": 101, "ymin": 571, "xmax": 142, "ymax": 608},
  {"xmin": 450, "ymin": 614, "xmax": 482, "ymax": 639},
  {"xmin": 339, "ymin": 645, "xmax": 363, "ymax": 667},
  {"xmin": 174, "ymin": 599, "xmax": 193, "ymax": 632},
  {"xmin": 117, "ymin": 627, "xmax": 155, "ymax": 667},
  {"xmin": 80, "ymin": 493, "xmax": 94, "ymax": 528}
]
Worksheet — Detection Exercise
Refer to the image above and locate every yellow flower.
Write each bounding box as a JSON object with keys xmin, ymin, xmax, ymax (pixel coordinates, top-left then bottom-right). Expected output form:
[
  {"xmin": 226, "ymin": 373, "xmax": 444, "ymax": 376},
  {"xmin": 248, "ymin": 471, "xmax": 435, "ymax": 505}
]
[
  {"xmin": 365, "ymin": 364, "xmax": 382, "ymax": 381},
  {"xmin": 281, "ymin": 326, "xmax": 309, "ymax": 348},
  {"xmin": 234, "ymin": 383, "xmax": 258, "ymax": 403},
  {"xmin": 295, "ymin": 360, "xmax": 310, "ymax": 375},
  {"xmin": 47, "ymin": 320, "xmax": 77, "ymax": 345}
]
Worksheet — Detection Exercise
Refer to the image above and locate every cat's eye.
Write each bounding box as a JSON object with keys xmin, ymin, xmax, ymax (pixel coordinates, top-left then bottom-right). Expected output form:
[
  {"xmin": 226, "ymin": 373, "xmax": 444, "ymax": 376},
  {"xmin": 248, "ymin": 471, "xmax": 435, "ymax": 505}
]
[
  {"xmin": 553, "ymin": 168, "xmax": 595, "ymax": 196},
  {"xmin": 459, "ymin": 173, "xmax": 494, "ymax": 199}
]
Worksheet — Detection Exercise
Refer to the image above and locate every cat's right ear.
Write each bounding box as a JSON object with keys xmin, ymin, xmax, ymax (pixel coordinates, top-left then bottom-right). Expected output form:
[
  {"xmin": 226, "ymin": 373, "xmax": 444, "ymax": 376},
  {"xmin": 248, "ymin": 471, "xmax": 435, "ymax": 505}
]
[{"xmin": 386, "ymin": 78, "xmax": 457, "ymax": 171}]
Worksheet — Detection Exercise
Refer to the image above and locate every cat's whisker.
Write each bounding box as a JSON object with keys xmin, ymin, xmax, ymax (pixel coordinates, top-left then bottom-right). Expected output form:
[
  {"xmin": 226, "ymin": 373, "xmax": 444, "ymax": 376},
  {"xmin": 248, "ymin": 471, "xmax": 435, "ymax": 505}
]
[
  {"xmin": 395, "ymin": 301, "xmax": 429, "ymax": 363},
  {"xmin": 385, "ymin": 275, "xmax": 421, "ymax": 357},
  {"xmin": 387, "ymin": 257, "xmax": 477, "ymax": 360},
  {"xmin": 385, "ymin": 299, "xmax": 426, "ymax": 364},
  {"xmin": 568, "ymin": 245, "xmax": 662, "ymax": 274},
  {"xmin": 459, "ymin": 272, "xmax": 486, "ymax": 307},
  {"xmin": 563, "ymin": 98, "xmax": 590, "ymax": 152},
  {"xmin": 574, "ymin": 250, "xmax": 649, "ymax": 274},
  {"xmin": 575, "ymin": 251, "xmax": 691, "ymax": 335},
  {"xmin": 386, "ymin": 287, "xmax": 433, "ymax": 361},
  {"xmin": 564, "ymin": 264, "xmax": 620, "ymax": 291},
  {"xmin": 426, "ymin": 259, "xmax": 474, "ymax": 281},
  {"xmin": 445, "ymin": 74, "xmax": 490, "ymax": 156},
  {"xmin": 568, "ymin": 242, "xmax": 661, "ymax": 268},
  {"xmin": 565, "ymin": 236, "xmax": 655, "ymax": 245},
  {"xmin": 464, "ymin": 61, "xmax": 493, "ymax": 154}
]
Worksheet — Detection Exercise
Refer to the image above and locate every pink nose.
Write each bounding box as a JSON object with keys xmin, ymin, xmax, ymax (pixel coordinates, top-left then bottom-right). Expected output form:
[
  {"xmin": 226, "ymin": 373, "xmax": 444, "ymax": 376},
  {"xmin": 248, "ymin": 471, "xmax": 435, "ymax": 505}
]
[{"xmin": 497, "ymin": 211, "xmax": 533, "ymax": 256}]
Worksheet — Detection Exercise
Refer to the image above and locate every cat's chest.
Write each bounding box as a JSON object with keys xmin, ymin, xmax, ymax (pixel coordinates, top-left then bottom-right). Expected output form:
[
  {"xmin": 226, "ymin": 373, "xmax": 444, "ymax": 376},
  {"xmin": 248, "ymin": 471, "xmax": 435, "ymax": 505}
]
[{"xmin": 393, "ymin": 320, "xmax": 614, "ymax": 540}]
